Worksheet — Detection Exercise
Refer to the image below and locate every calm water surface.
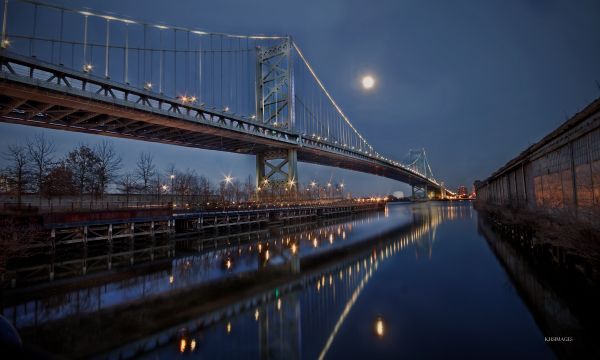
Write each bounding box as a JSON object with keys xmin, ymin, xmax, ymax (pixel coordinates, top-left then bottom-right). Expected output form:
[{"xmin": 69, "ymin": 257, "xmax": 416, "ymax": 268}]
[{"xmin": 3, "ymin": 202, "xmax": 582, "ymax": 359}]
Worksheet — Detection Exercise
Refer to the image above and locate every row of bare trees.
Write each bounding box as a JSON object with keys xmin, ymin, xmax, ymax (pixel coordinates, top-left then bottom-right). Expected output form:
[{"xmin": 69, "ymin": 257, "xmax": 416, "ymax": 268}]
[
  {"xmin": 1, "ymin": 134, "xmax": 122, "ymax": 204},
  {"xmin": 0, "ymin": 134, "xmax": 263, "ymax": 206}
]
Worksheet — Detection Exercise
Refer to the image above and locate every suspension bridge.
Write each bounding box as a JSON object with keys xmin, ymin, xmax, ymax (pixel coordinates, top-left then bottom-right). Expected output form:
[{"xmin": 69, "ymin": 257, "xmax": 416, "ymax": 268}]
[{"xmin": 0, "ymin": 0, "xmax": 454, "ymax": 198}]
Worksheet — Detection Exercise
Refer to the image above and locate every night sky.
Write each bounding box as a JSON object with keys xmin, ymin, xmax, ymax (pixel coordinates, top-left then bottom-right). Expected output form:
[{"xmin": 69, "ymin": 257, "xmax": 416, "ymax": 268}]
[{"xmin": 2, "ymin": 0, "xmax": 600, "ymax": 195}]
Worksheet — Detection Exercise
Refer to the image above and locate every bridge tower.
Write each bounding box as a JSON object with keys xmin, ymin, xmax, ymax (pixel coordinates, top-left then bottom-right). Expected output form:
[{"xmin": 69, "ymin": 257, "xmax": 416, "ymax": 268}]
[
  {"xmin": 405, "ymin": 149, "xmax": 435, "ymax": 200},
  {"xmin": 255, "ymin": 38, "xmax": 298, "ymax": 194}
]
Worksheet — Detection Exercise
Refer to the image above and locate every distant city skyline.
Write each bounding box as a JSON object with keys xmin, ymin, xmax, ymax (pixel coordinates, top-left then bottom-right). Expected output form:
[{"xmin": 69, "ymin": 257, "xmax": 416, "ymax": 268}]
[{"xmin": 1, "ymin": 0, "xmax": 600, "ymax": 195}]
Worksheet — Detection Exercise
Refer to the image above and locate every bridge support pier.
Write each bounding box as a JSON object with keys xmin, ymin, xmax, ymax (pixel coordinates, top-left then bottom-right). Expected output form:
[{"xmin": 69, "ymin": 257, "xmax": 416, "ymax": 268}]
[
  {"xmin": 412, "ymin": 184, "xmax": 428, "ymax": 201},
  {"xmin": 256, "ymin": 149, "xmax": 298, "ymax": 195}
]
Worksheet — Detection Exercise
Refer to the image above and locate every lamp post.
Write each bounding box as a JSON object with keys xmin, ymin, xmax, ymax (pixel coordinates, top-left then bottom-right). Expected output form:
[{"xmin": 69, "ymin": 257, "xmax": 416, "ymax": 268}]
[
  {"xmin": 161, "ymin": 184, "xmax": 167, "ymax": 204},
  {"xmin": 223, "ymin": 175, "xmax": 232, "ymax": 205},
  {"xmin": 170, "ymin": 174, "xmax": 175, "ymax": 205}
]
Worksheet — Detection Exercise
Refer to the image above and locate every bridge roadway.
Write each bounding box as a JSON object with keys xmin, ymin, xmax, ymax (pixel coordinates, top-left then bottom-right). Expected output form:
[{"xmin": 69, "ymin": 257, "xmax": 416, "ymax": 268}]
[{"xmin": 0, "ymin": 51, "xmax": 443, "ymax": 191}]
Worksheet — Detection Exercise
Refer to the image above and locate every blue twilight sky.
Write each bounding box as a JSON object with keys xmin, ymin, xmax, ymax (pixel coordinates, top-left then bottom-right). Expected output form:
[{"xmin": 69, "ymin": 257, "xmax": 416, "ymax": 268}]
[{"xmin": 1, "ymin": 0, "xmax": 600, "ymax": 195}]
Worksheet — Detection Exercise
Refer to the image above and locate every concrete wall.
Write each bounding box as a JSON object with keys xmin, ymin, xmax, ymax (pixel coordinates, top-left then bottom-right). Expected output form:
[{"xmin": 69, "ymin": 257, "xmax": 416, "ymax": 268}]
[{"xmin": 475, "ymin": 97, "xmax": 600, "ymax": 219}]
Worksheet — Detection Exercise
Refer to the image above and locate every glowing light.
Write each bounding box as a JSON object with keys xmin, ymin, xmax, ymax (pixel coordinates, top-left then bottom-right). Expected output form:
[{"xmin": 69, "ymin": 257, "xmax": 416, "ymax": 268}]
[
  {"xmin": 179, "ymin": 338, "xmax": 186, "ymax": 353},
  {"xmin": 226, "ymin": 321, "xmax": 232, "ymax": 333},
  {"xmin": 226, "ymin": 258, "xmax": 232, "ymax": 269},
  {"xmin": 362, "ymin": 75, "xmax": 375, "ymax": 89},
  {"xmin": 169, "ymin": 275, "xmax": 174, "ymax": 284},
  {"xmin": 277, "ymin": 298, "xmax": 282, "ymax": 311},
  {"xmin": 190, "ymin": 339, "xmax": 196, "ymax": 351},
  {"xmin": 375, "ymin": 317, "xmax": 385, "ymax": 337},
  {"xmin": 224, "ymin": 106, "xmax": 230, "ymax": 112},
  {"xmin": 254, "ymin": 309, "xmax": 260, "ymax": 321},
  {"xmin": 224, "ymin": 175, "xmax": 233, "ymax": 184},
  {"xmin": 265, "ymin": 249, "xmax": 270, "ymax": 261},
  {"xmin": 144, "ymin": 82, "xmax": 153, "ymax": 90},
  {"xmin": 83, "ymin": 63, "xmax": 93, "ymax": 73},
  {"xmin": 291, "ymin": 243, "xmax": 297, "ymax": 254}
]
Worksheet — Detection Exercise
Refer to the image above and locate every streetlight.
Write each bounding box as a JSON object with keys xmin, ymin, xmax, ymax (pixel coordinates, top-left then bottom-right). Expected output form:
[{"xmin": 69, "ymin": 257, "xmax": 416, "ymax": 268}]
[{"xmin": 170, "ymin": 174, "xmax": 175, "ymax": 204}]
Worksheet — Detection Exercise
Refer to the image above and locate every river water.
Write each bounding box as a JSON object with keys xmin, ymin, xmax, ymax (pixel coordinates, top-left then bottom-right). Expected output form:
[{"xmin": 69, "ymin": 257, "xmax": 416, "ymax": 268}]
[{"xmin": 2, "ymin": 202, "xmax": 597, "ymax": 359}]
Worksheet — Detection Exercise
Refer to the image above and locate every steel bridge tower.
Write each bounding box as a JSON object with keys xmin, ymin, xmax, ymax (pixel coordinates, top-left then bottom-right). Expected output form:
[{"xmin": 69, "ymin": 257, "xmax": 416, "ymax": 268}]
[
  {"xmin": 255, "ymin": 38, "xmax": 297, "ymax": 193},
  {"xmin": 405, "ymin": 149, "xmax": 435, "ymax": 200}
]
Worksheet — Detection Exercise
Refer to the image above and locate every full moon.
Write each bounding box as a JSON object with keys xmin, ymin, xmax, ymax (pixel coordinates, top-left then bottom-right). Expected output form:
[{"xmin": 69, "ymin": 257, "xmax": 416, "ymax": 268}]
[{"xmin": 362, "ymin": 75, "xmax": 375, "ymax": 89}]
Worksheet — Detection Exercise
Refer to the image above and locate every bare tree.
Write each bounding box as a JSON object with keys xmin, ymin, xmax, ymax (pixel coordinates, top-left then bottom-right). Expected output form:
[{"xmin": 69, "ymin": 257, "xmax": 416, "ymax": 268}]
[
  {"xmin": 26, "ymin": 133, "xmax": 55, "ymax": 200},
  {"xmin": 4, "ymin": 144, "xmax": 30, "ymax": 206},
  {"xmin": 66, "ymin": 144, "xmax": 100, "ymax": 200},
  {"xmin": 117, "ymin": 172, "xmax": 139, "ymax": 205},
  {"xmin": 42, "ymin": 161, "xmax": 76, "ymax": 199},
  {"xmin": 94, "ymin": 140, "xmax": 122, "ymax": 196},
  {"xmin": 198, "ymin": 176, "xmax": 212, "ymax": 203},
  {"xmin": 232, "ymin": 179, "xmax": 242, "ymax": 202},
  {"xmin": 243, "ymin": 175, "xmax": 254, "ymax": 202},
  {"xmin": 135, "ymin": 152, "xmax": 156, "ymax": 193}
]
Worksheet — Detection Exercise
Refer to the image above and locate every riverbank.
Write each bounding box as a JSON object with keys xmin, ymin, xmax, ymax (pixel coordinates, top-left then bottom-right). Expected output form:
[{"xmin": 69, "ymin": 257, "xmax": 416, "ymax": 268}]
[{"xmin": 474, "ymin": 201, "xmax": 600, "ymax": 281}]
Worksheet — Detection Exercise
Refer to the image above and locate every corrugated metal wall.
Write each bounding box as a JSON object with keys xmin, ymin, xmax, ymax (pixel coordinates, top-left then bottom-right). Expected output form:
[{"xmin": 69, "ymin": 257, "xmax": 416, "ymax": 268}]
[{"xmin": 476, "ymin": 113, "xmax": 600, "ymax": 219}]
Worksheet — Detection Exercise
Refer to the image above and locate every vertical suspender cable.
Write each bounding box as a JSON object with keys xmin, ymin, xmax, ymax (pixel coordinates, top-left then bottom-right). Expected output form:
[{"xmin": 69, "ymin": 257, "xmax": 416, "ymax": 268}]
[
  {"xmin": 210, "ymin": 34, "xmax": 214, "ymax": 106},
  {"xmin": 104, "ymin": 18, "xmax": 110, "ymax": 78},
  {"xmin": 1, "ymin": 0, "xmax": 8, "ymax": 48},
  {"xmin": 220, "ymin": 35, "xmax": 223, "ymax": 108},
  {"xmin": 58, "ymin": 9, "xmax": 64, "ymax": 64},
  {"xmin": 57, "ymin": 9, "xmax": 65, "ymax": 64},
  {"xmin": 124, "ymin": 23, "xmax": 129, "ymax": 84},
  {"xmin": 31, "ymin": 4, "xmax": 37, "ymax": 56},
  {"xmin": 198, "ymin": 35, "xmax": 202, "ymax": 101},
  {"xmin": 143, "ymin": 24, "xmax": 147, "ymax": 85},
  {"xmin": 159, "ymin": 29, "xmax": 163, "ymax": 93},
  {"xmin": 82, "ymin": 15, "xmax": 88, "ymax": 66},
  {"xmin": 174, "ymin": 29, "xmax": 177, "ymax": 95},
  {"xmin": 185, "ymin": 30, "xmax": 189, "ymax": 94}
]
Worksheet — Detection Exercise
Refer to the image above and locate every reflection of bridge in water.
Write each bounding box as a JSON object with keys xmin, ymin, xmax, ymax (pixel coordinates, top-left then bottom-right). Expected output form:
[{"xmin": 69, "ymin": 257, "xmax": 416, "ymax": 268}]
[{"xmin": 1, "ymin": 203, "xmax": 471, "ymax": 358}]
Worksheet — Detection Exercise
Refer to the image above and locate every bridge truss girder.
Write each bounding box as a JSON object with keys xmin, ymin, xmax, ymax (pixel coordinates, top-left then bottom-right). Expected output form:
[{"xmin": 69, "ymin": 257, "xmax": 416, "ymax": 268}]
[{"xmin": 0, "ymin": 50, "xmax": 445, "ymax": 195}]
